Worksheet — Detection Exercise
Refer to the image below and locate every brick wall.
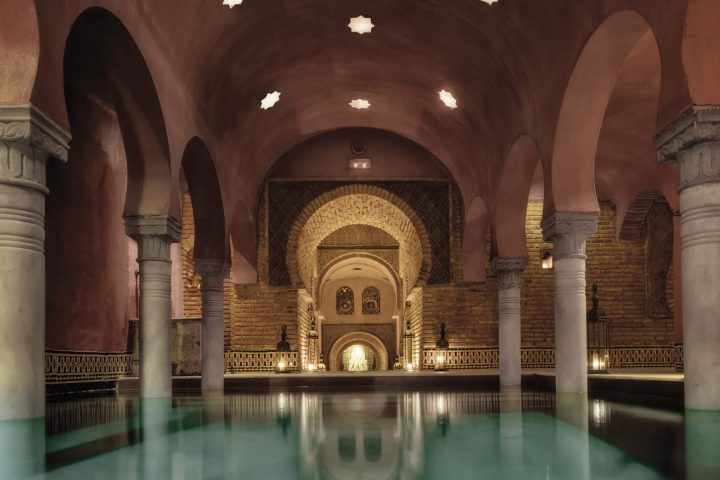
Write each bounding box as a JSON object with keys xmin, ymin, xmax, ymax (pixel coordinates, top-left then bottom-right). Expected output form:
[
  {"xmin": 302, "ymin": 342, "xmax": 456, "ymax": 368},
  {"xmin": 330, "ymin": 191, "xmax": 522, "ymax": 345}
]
[{"xmin": 180, "ymin": 191, "xmax": 674, "ymax": 354}]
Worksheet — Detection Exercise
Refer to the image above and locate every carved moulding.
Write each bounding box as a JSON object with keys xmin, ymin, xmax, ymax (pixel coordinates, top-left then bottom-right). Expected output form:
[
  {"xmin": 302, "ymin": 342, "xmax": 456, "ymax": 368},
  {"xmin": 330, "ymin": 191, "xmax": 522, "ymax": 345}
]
[
  {"xmin": 0, "ymin": 105, "xmax": 71, "ymax": 193},
  {"xmin": 654, "ymin": 105, "xmax": 720, "ymax": 191},
  {"xmin": 124, "ymin": 215, "xmax": 182, "ymax": 261},
  {"xmin": 541, "ymin": 212, "xmax": 598, "ymax": 260},
  {"xmin": 491, "ymin": 256, "xmax": 527, "ymax": 290}
]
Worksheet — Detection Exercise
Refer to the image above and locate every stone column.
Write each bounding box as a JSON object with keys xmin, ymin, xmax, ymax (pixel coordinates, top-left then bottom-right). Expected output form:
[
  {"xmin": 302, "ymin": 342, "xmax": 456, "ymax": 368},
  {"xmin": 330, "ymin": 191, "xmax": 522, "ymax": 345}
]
[
  {"xmin": 0, "ymin": 106, "xmax": 69, "ymax": 420},
  {"xmin": 541, "ymin": 213, "xmax": 598, "ymax": 394},
  {"xmin": 125, "ymin": 216, "xmax": 181, "ymax": 399},
  {"xmin": 654, "ymin": 106, "xmax": 720, "ymax": 410},
  {"xmin": 195, "ymin": 259, "xmax": 229, "ymax": 392},
  {"xmin": 491, "ymin": 257, "xmax": 527, "ymax": 387}
]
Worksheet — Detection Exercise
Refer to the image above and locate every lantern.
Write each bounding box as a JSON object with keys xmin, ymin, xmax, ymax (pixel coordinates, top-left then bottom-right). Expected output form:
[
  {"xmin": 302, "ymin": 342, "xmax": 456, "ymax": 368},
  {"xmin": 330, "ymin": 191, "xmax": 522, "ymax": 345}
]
[
  {"xmin": 434, "ymin": 322, "xmax": 449, "ymax": 371},
  {"xmin": 276, "ymin": 324, "xmax": 291, "ymax": 374},
  {"xmin": 306, "ymin": 305, "xmax": 320, "ymax": 372},
  {"xmin": 587, "ymin": 284, "xmax": 610, "ymax": 373},
  {"xmin": 403, "ymin": 305, "xmax": 415, "ymax": 371}
]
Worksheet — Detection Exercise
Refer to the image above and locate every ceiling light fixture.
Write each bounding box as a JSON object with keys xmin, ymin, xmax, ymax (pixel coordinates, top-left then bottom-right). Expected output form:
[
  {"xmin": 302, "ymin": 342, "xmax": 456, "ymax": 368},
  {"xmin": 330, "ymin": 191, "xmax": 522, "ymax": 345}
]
[
  {"xmin": 349, "ymin": 99, "xmax": 371, "ymax": 110},
  {"xmin": 222, "ymin": 0, "xmax": 243, "ymax": 8},
  {"xmin": 349, "ymin": 158, "xmax": 372, "ymax": 170},
  {"xmin": 348, "ymin": 16, "xmax": 374, "ymax": 34},
  {"xmin": 260, "ymin": 91, "xmax": 281, "ymax": 110},
  {"xmin": 439, "ymin": 89, "xmax": 458, "ymax": 109}
]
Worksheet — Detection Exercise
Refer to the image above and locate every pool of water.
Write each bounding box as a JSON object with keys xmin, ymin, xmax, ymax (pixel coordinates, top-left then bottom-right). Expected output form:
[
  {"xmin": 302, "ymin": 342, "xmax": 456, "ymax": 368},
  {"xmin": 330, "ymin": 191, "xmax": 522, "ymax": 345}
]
[{"xmin": 1, "ymin": 390, "xmax": 719, "ymax": 479}]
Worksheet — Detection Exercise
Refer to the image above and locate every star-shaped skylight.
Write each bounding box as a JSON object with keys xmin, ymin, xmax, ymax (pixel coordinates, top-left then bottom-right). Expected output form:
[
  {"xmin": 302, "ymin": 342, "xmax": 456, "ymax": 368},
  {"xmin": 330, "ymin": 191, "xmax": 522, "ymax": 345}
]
[
  {"xmin": 439, "ymin": 90, "xmax": 458, "ymax": 109},
  {"xmin": 349, "ymin": 99, "xmax": 371, "ymax": 110},
  {"xmin": 348, "ymin": 16, "xmax": 374, "ymax": 34},
  {"xmin": 223, "ymin": 0, "xmax": 243, "ymax": 8},
  {"xmin": 261, "ymin": 91, "xmax": 281, "ymax": 110}
]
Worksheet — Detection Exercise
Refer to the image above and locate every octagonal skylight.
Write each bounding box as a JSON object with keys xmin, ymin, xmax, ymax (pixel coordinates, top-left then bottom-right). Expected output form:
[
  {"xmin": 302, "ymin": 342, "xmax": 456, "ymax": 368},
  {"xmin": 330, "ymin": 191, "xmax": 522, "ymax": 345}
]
[
  {"xmin": 439, "ymin": 90, "xmax": 458, "ymax": 109},
  {"xmin": 348, "ymin": 16, "xmax": 374, "ymax": 34},
  {"xmin": 222, "ymin": 0, "xmax": 243, "ymax": 8},
  {"xmin": 261, "ymin": 91, "xmax": 281, "ymax": 110},
  {"xmin": 349, "ymin": 99, "xmax": 371, "ymax": 110}
]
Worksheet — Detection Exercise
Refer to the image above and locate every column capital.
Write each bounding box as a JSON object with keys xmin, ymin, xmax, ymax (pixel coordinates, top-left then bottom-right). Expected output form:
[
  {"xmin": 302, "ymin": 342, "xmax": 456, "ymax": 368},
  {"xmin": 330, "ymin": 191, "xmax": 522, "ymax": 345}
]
[
  {"xmin": 124, "ymin": 215, "xmax": 181, "ymax": 242},
  {"xmin": 195, "ymin": 259, "xmax": 230, "ymax": 289},
  {"xmin": 491, "ymin": 257, "xmax": 527, "ymax": 290},
  {"xmin": 0, "ymin": 105, "xmax": 71, "ymax": 194},
  {"xmin": 541, "ymin": 212, "xmax": 598, "ymax": 260},
  {"xmin": 654, "ymin": 105, "xmax": 720, "ymax": 190}
]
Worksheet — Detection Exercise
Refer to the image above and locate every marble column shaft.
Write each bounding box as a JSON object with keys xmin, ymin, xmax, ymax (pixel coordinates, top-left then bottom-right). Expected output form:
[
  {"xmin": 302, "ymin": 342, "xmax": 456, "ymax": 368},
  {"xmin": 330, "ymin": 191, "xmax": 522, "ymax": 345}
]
[
  {"xmin": 125, "ymin": 216, "xmax": 181, "ymax": 399},
  {"xmin": 195, "ymin": 259, "xmax": 229, "ymax": 392},
  {"xmin": 0, "ymin": 106, "xmax": 69, "ymax": 420},
  {"xmin": 492, "ymin": 257, "xmax": 527, "ymax": 387},
  {"xmin": 655, "ymin": 106, "xmax": 720, "ymax": 410},
  {"xmin": 542, "ymin": 213, "xmax": 597, "ymax": 394}
]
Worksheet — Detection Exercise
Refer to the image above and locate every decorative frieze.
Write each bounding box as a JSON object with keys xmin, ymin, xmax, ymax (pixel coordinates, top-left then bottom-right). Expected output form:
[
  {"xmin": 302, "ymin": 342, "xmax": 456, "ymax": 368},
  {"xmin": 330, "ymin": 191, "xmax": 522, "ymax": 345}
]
[
  {"xmin": 45, "ymin": 350, "xmax": 132, "ymax": 383},
  {"xmin": 654, "ymin": 106, "xmax": 720, "ymax": 190},
  {"xmin": 225, "ymin": 350, "xmax": 300, "ymax": 373},
  {"xmin": 541, "ymin": 212, "xmax": 598, "ymax": 260}
]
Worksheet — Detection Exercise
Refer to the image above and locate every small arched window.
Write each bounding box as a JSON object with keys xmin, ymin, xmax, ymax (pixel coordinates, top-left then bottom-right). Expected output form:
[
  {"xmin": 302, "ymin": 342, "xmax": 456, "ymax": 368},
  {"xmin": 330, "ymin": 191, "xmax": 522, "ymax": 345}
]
[
  {"xmin": 362, "ymin": 286, "xmax": 380, "ymax": 315},
  {"xmin": 336, "ymin": 287, "xmax": 354, "ymax": 315}
]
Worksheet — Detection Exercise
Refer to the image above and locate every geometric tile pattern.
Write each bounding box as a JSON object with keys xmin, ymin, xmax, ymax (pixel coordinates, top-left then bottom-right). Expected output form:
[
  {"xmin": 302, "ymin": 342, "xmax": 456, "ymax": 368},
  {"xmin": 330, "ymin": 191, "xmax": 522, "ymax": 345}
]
[
  {"xmin": 45, "ymin": 350, "xmax": 132, "ymax": 383},
  {"xmin": 225, "ymin": 350, "xmax": 300, "ymax": 373}
]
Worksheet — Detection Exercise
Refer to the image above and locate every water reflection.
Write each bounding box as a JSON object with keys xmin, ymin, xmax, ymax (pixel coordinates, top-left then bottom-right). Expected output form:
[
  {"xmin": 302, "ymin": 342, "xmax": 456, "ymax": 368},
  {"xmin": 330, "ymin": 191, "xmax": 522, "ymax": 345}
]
[{"xmin": 11, "ymin": 390, "xmax": 714, "ymax": 479}]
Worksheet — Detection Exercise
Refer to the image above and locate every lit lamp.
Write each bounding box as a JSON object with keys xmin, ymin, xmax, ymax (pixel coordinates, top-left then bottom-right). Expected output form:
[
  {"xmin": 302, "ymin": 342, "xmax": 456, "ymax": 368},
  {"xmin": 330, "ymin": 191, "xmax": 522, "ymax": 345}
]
[
  {"xmin": 403, "ymin": 304, "xmax": 415, "ymax": 371},
  {"xmin": 435, "ymin": 322, "xmax": 449, "ymax": 371},
  {"xmin": 541, "ymin": 250, "xmax": 553, "ymax": 269},
  {"xmin": 276, "ymin": 324, "xmax": 291, "ymax": 374},
  {"xmin": 587, "ymin": 284, "xmax": 610, "ymax": 374},
  {"xmin": 306, "ymin": 305, "xmax": 320, "ymax": 372}
]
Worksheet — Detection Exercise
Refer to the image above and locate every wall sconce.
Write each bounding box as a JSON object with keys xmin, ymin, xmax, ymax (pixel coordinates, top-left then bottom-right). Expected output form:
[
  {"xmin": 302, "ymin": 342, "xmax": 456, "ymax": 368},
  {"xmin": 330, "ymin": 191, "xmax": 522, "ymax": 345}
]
[
  {"xmin": 541, "ymin": 250, "xmax": 553, "ymax": 269},
  {"xmin": 276, "ymin": 325, "xmax": 291, "ymax": 374},
  {"xmin": 587, "ymin": 284, "xmax": 610, "ymax": 374},
  {"xmin": 435, "ymin": 322, "xmax": 449, "ymax": 372}
]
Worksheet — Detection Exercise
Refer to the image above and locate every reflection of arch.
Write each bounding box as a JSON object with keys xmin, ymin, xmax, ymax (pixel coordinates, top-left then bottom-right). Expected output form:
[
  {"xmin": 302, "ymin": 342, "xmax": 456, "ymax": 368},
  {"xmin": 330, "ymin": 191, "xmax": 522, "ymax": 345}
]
[
  {"xmin": 329, "ymin": 332, "xmax": 389, "ymax": 372},
  {"xmin": 336, "ymin": 287, "xmax": 354, "ymax": 315},
  {"xmin": 288, "ymin": 185, "xmax": 431, "ymax": 290},
  {"xmin": 494, "ymin": 135, "xmax": 543, "ymax": 257},
  {"xmin": 181, "ymin": 137, "xmax": 227, "ymax": 262},
  {"xmin": 362, "ymin": 287, "xmax": 381, "ymax": 315},
  {"xmin": 462, "ymin": 196, "xmax": 488, "ymax": 282},
  {"xmin": 550, "ymin": 11, "xmax": 658, "ymax": 214}
]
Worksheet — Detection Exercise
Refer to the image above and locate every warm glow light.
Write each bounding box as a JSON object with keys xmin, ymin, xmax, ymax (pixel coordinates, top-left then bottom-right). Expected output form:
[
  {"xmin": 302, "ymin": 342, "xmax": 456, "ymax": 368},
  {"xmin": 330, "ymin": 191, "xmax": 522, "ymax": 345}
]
[
  {"xmin": 348, "ymin": 158, "xmax": 372, "ymax": 170},
  {"xmin": 261, "ymin": 91, "xmax": 281, "ymax": 110},
  {"xmin": 590, "ymin": 353, "xmax": 606, "ymax": 371},
  {"xmin": 481, "ymin": 0, "xmax": 499, "ymax": 5},
  {"xmin": 307, "ymin": 363, "xmax": 317, "ymax": 372},
  {"xmin": 222, "ymin": 0, "xmax": 243, "ymax": 8},
  {"xmin": 348, "ymin": 16, "xmax": 375, "ymax": 34},
  {"xmin": 349, "ymin": 98, "xmax": 371, "ymax": 110},
  {"xmin": 277, "ymin": 359, "xmax": 287, "ymax": 371},
  {"xmin": 439, "ymin": 90, "xmax": 458, "ymax": 109},
  {"xmin": 542, "ymin": 252, "xmax": 553, "ymax": 269},
  {"xmin": 405, "ymin": 363, "xmax": 415, "ymax": 371}
]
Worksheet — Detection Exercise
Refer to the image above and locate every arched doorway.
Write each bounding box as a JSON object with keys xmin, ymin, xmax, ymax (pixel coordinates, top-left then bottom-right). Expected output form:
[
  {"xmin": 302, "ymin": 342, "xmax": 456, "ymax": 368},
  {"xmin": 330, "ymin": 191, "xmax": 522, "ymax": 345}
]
[{"xmin": 328, "ymin": 332, "xmax": 390, "ymax": 372}]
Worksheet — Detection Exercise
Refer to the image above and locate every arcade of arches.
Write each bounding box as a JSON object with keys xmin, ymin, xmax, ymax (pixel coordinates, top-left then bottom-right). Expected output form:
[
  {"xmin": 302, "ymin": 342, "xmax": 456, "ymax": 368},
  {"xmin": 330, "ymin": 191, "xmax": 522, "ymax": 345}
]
[{"xmin": 3, "ymin": 0, "xmax": 720, "ymax": 423}]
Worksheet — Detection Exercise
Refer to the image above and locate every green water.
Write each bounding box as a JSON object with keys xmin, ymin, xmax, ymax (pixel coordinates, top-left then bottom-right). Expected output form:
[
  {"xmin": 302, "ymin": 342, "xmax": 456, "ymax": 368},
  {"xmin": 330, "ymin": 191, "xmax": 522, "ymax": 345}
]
[{"xmin": 1, "ymin": 391, "xmax": 718, "ymax": 479}]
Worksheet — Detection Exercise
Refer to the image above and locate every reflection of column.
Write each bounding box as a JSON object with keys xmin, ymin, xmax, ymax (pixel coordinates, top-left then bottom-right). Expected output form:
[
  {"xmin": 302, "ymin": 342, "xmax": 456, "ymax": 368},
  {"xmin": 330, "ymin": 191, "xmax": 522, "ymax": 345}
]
[
  {"xmin": 202, "ymin": 393, "xmax": 226, "ymax": 479},
  {"xmin": 195, "ymin": 259, "xmax": 229, "ymax": 392},
  {"xmin": 138, "ymin": 398, "xmax": 173, "ymax": 480},
  {"xmin": 0, "ymin": 106, "xmax": 69, "ymax": 420},
  {"xmin": 492, "ymin": 258, "xmax": 527, "ymax": 387},
  {"xmin": 0, "ymin": 419, "xmax": 44, "ymax": 478},
  {"xmin": 125, "ymin": 216, "xmax": 181, "ymax": 398},
  {"xmin": 655, "ymin": 107, "xmax": 720, "ymax": 409},
  {"xmin": 542, "ymin": 213, "xmax": 598, "ymax": 394},
  {"xmin": 555, "ymin": 393, "xmax": 590, "ymax": 480},
  {"xmin": 685, "ymin": 410, "xmax": 720, "ymax": 479},
  {"xmin": 499, "ymin": 386, "xmax": 523, "ymax": 474}
]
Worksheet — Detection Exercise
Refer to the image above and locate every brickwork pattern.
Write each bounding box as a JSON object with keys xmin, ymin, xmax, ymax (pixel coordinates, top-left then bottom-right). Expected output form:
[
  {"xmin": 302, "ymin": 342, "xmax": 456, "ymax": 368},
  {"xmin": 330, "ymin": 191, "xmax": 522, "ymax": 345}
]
[{"xmin": 406, "ymin": 287, "xmax": 424, "ymax": 366}]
